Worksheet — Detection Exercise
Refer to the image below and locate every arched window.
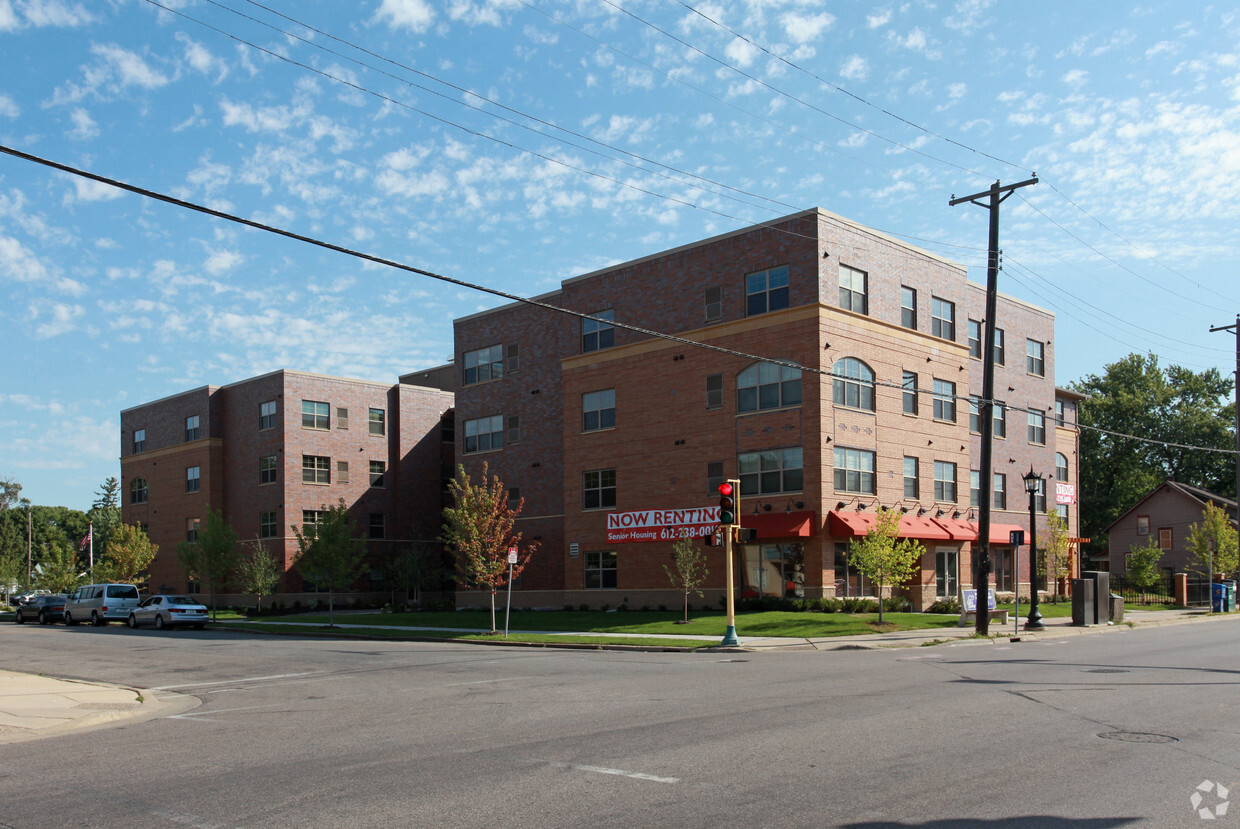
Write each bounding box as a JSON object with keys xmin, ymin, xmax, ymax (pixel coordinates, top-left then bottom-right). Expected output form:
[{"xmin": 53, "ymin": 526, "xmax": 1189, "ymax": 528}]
[
  {"xmin": 737, "ymin": 363, "xmax": 801, "ymax": 413},
  {"xmin": 832, "ymin": 358, "xmax": 875, "ymax": 411},
  {"xmin": 130, "ymin": 477, "xmax": 148, "ymax": 504},
  {"xmin": 1055, "ymin": 453, "xmax": 1069, "ymax": 483}
]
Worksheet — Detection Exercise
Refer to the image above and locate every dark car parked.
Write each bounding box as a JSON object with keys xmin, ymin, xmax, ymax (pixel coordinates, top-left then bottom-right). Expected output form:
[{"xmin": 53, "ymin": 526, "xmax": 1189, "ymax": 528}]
[{"xmin": 14, "ymin": 594, "xmax": 68, "ymax": 625}]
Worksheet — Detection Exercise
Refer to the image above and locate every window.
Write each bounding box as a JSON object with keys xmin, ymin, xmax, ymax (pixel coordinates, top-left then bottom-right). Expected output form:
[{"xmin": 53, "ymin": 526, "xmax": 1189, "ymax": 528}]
[
  {"xmin": 738, "ymin": 363, "xmax": 802, "ymax": 412},
  {"xmin": 186, "ymin": 466, "xmax": 200, "ymax": 493},
  {"xmin": 370, "ymin": 461, "xmax": 386, "ymax": 488},
  {"xmin": 1158, "ymin": 528, "xmax": 1172, "ymax": 549},
  {"xmin": 933, "ymin": 461, "xmax": 957, "ymax": 503},
  {"xmin": 970, "ymin": 470, "xmax": 981, "ymax": 508},
  {"xmin": 902, "ymin": 372, "xmax": 918, "ymax": 415},
  {"xmin": 464, "ymin": 415, "xmax": 503, "ymax": 453},
  {"xmin": 582, "ymin": 309, "xmax": 615, "ymax": 353},
  {"xmin": 337, "ymin": 461, "xmax": 349, "ymax": 484},
  {"xmin": 369, "ymin": 513, "xmax": 385, "ymax": 540},
  {"xmin": 704, "ymin": 286, "xmax": 722, "ymax": 323},
  {"xmin": 969, "ymin": 397, "xmax": 981, "ymax": 433},
  {"xmin": 369, "ymin": 408, "xmax": 385, "ymax": 436},
  {"xmin": 302, "ymin": 510, "xmax": 324, "ymax": 531},
  {"xmin": 706, "ymin": 374, "xmax": 723, "ymax": 410},
  {"xmin": 185, "ymin": 415, "xmax": 200, "ymax": 442},
  {"xmin": 463, "ymin": 344, "xmax": 503, "ymax": 385},
  {"xmin": 1055, "ymin": 399, "xmax": 1066, "ymax": 426},
  {"xmin": 833, "ymin": 447, "xmax": 876, "ymax": 494},
  {"xmin": 832, "ymin": 358, "xmax": 875, "ymax": 411},
  {"xmin": 186, "ymin": 517, "xmax": 200, "ymax": 543},
  {"xmin": 1137, "ymin": 515, "xmax": 1150, "ymax": 535},
  {"xmin": 585, "ymin": 551, "xmax": 618, "ymax": 589},
  {"xmin": 583, "ymin": 469, "xmax": 617, "ymax": 510},
  {"xmin": 838, "ymin": 264, "xmax": 868, "ymax": 314},
  {"xmin": 707, "ymin": 461, "xmax": 724, "ymax": 494},
  {"xmin": 1028, "ymin": 410, "xmax": 1046, "ymax": 445},
  {"xmin": 507, "ymin": 415, "xmax": 521, "ymax": 444},
  {"xmin": 1034, "ymin": 479, "xmax": 1047, "ymax": 513},
  {"xmin": 260, "ymin": 400, "xmax": 278, "ymax": 430},
  {"xmin": 1026, "ymin": 339, "xmax": 1045, "ymax": 376},
  {"xmin": 337, "ymin": 407, "xmax": 349, "ymax": 429},
  {"xmin": 582, "ymin": 389, "xmax": 616, "ymax": 432},
  {"xmin": 994, "ymin": 402, "xmax": 1007, "ymax": 438},
  {"xmin": 506, "ymin": 343, "xmax": 520, "ymax": 374},
  {"xmin": 302, "ymin": 400, "xmax": 329, "ymax": 430},
  {"xmin": 968, "ymin": 319, "xmax": 982, "ymax": 359},
  {"xmin": 259, "ymin": 455, "xmax": 278, "ymax": 485},
  {"xmin": 739, "ymin": 447, "xmax": 803, "ymax": 496},
  {"xmin": 932, "ymin": 379, "xmax": 956, "ymax": 422},
  {"xmin": 132, "ymin": 429, "xmax": 146, "ymax": 454},
  {"xmin": 900, "ymin": 286, "xmax": 917, "ymax": 329},
  {"xmin": 993, "ymin": 473, "xmax": 1007, "ymax": 510},
  {"xmin": 994, "ymin": 329, "xmax": 1006, "ymax": 366},
  {"xmin": 903, "ymin": 456, "xmax": 919, "ymax": 499},
  {"xmin": 507, "ymin": 487, "xmax": 521, "ymax": 511},
  {"xmin": 302, "ymin": 455, "xmax": 330, "ymax": 484},
  {"xmin": 1056, "ymin": 452, "xmax": 1069, "ymax": 483},
  {"xmin": 259, "ymin": 511, "xmax": 277, "ymax": 539},
  {"xmin": 129, "ymin": 477, "xmax": 148, "ymax": 504},
  {"xmin": 931, "ymin": 296, "xmax": 955, "ymax": 341},
  {"xmin": 745, "ymin": 265, "xmax": 789, "ymax": 316}
]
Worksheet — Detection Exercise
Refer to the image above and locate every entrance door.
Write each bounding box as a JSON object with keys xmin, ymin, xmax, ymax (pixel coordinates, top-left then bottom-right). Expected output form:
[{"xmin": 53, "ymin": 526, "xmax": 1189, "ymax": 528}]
[{"xmin": 935, "ymin": 548, "xmax": 958, "ymax": 599}]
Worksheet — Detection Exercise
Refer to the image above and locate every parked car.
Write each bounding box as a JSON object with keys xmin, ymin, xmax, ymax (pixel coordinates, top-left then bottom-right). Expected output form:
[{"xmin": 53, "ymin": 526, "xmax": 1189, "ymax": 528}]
[
  {"xmin": 12, "ymin": 590, "xmax": 50, "ymax": 607},
  {"xmin": 14, "ymin": 594, "xmax": 67, "ymax": 625},
  {"xmin": 64, "ymin": 583, "xmax": 141, "ymax": 626},
  {"xmin": 127, "ymin": 595, "xmax": 209, "ymax": 630}
]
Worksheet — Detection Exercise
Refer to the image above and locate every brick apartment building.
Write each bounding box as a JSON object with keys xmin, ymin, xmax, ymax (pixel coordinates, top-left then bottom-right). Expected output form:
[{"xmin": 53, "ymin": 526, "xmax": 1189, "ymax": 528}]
[
  {"xmin": 120, "ymin": 370, "xmax": 454, "ymax": 599},
  {"xmin": 452, "ymin": 208, "xmax": 1081, "ymax": 610}
]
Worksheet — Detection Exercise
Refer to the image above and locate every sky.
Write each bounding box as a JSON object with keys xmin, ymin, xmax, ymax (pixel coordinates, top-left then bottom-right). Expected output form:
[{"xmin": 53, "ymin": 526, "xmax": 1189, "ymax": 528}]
[{"xmin": 2, "ymin": 0, "xmax": 1240, "ymax": 512}]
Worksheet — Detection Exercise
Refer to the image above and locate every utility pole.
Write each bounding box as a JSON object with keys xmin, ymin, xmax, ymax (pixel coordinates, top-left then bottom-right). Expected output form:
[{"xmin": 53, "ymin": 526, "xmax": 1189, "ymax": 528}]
[
  {"xmin": 950, "ymin": 177, "xmax": 1038, "ymax": 635},
  {"xmin": 1210, "ymin": 315, "xmax": 1240, "ymax": 557}
]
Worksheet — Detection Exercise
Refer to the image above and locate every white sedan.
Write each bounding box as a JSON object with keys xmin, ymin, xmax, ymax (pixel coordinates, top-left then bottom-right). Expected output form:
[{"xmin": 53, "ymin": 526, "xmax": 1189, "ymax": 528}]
[{"xmin": 127, "ymin": 595, "xmax": 209, "ymax": 630}]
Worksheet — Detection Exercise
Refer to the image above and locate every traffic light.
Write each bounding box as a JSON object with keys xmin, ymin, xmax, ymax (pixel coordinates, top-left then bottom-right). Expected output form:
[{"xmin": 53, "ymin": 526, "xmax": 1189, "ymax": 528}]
[
  {"xmin": 718, "ymin": 480, "xmax": 736, "ymax": 526},
  {"xmin": 703, "ymin": 530, "xmax": 722, "ymax": 547}
]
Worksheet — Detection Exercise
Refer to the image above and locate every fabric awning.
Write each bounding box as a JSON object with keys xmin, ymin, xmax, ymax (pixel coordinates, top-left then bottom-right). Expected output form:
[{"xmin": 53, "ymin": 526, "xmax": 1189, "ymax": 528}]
[
  {"xmin": 827, "ymin": 511, "xmax": 953, "ymax": 541},
  {"xmin": 932, "ymin": 517, "xmax": 978, "ymax": 540},
  {"xmin": 898, "ymin": 514, "xmax": 953, "ymax": 540},
  {"xmin": 988, "ymin": 523, "xmax": 1026, "ymax": 545},
  {"xmin": 741, "ymin": 510, "xmax": 816, "ymax": 538}
]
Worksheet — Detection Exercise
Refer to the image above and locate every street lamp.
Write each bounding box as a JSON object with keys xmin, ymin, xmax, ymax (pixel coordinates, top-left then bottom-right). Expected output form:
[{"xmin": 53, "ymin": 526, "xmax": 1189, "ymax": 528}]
[{"xmin": 1022, "ymin": 467, "xmax": 1045, "ymax": 630}]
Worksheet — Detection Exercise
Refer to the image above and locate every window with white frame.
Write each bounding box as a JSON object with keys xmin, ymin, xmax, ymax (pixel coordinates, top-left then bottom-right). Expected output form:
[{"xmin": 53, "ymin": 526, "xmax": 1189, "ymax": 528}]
[
  {"xmin": 993, "ymin": 473, "xmax": 1007, "ymax": 510},
  {"xmin": 968, "ymin": 319, "xmax": 982, "ymax": 359},
  {"xmin": 994, "ymin": 329, "xmax": 1006, "ymax": 365},
  {"xmin": 582, "ymin": 310, "xmax": 615, "ymax": 353},
  {"xmin": 132, "ymin": 429, "xmax": 146, "ymax": 454},
  {"xmin": 585, "ymin": 551, "xmax": 618, "ymax": 589},
  {"xmin": 302, "ymin": 400, "xmax": 329, "ymax": 430},
  {"xmin": 933, "ymin": 461, "xmax": 957, "ymax": 502},
  {"xmin": 1137, "ymin": 515, "xmax": 1150, "ymax": 535},
  {"xmin": 969, "ymin": 397, "xmax": 981, "ymax": 433},
  {"xmin": 932, "ymin": 378, "xmax": 956, "ymax": 422},
  {"xmin": 370, "ymin": 461, "xmax": 385, "ymax": 488},
  {"xmin": 369, "ymin": 408, "xmax": 385, "ymax": 436},
  {"xmin": 738, "ymin": 362, "xmax": 801, "ymax": 412},
  {"xmin": 738, "ymin": 447, "xmax": 803, "ymax": 496},
  {"xmin": 994, "ymin": 402, "xmax": 1007, "ymax": 438},
  {"xmin": 582, "ymin": 389, "xmax": 616, "ymax": 432},
  {"xmin": 259, "ymin": 455, "xmax": 278, "ymax": 485},
  {"xmin": 260, "ymin": 400, "xmax": 277, "ymax": 430},
  {"xmin": 903, "ymin": 456, "xmax": 919, "ymax": 499},
  {"xmin": 185, "ymin": 415, "xmax": 200, "ymax": 442},
  {"xmin": 336, "ymin": 461, "xmax": 349, "ymax": 484},
  {"xmin": 838, "ymin": 264, "xmax": 868, "ymax": 314},
  {"xmin": 1034, "ymin": 479, "xmax": 1047, "ymax": 513},
  {"xmin": 745, "ymin": 265, "xmax": 789, "ymax": 316},
  {"xmin": 970, "ymin": 470, "xmax": 981, "ymax": 508},
  {"xmin": 1028, "ymin": 410, "xmax": 1046, "ymax": 445},
  {"xmin": 302, "ymin": 455, "xmax": 330, "ymax": 484},
  {"xmin": 902, "ymin": 372, "xmax": 918, "ymax": 415},
  {"xmin": 832, "ymin": 358, "xmax": 875, "ymax": 411},
  {"xmin": 1056, "ymin": 452, "xmax": 1069, "ymax": 483},
  {"xmin": 931, "ymin": 296, "xmax": 955, "ymax": 341},
  {"xmin": 900, "ymin": 286, "xmax": 917, "ymax": 329},
  {"xmin": 464, "ymin": 415, "xmax": 503, "ymax": 453},
  {"xmin": 1026, "ymin": 339, "xmax": 1046, "ymax": 376},
  {"xmin": 833, "ymin": 446, "xmax": 876, "ymax": 494},
  {"xmin": 583, "ymin": 469, "xmax": 616, "ymax": 510},
  {"xmin": 186, "ymin": 465, "xmax": 201, "ymax": 493},
  {"xmin": 463, "ymin": 344, "xmax": 503, "ymax": 385},
  {"xmin": 130, "ymin": 477, "xmax": 148, "ymax": 504},
  {"xmin": 259, "ymin": 511, "xmax": 277, "ymax": 539}
]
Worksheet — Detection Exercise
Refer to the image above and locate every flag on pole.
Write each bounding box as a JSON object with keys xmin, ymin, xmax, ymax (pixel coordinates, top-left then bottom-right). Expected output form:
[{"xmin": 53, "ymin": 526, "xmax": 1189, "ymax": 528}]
[{"xmin": 79, "ymin": 528, "xmax": 92, "ymax": 551}]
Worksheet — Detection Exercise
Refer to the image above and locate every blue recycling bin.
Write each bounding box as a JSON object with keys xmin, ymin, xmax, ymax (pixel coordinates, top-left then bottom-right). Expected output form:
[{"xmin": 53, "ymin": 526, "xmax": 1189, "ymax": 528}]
[{"xmin": 1212, "ymin": 582, "xmax": 1226, "ymax": 612}]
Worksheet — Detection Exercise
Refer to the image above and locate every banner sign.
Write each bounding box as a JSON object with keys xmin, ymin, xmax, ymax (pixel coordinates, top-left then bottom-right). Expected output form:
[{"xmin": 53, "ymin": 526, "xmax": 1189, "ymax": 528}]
[
  {"xmin": 1056, "ymin": 482, "xmax": 1076, "ymax": 505},
  {"xmin": 606, "ymin": 507, "xmax": 720, "ymax": 544},
  {"xmin": 962, "ymin": 588, "xmax": 997, "ymax": 612}
]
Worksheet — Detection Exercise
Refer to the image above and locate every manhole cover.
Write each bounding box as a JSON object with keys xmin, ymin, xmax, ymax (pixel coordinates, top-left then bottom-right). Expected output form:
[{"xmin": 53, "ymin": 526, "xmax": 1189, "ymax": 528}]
[
  {"xmin": 1084, "ymin": 668, "xmax": 1130, "ymax": 674},
  {"xmin": 1098, "ymin": 731, "xmax": 1179, "ymax": 744}
]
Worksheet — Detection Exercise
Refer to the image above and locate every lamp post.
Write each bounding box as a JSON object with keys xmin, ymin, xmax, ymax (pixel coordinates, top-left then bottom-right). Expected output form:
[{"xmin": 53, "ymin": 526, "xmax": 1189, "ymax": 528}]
[{"xmin": 1022, "ymin": 467, "xmax": 1045, "ymax": 630}]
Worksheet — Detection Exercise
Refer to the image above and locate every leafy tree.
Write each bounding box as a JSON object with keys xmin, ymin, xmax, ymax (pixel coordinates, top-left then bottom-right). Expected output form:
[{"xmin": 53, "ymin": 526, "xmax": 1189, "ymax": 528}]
[
  {"xmin": 1040, "ymin": 511, "xmax": 1074, "ymax": 601},
  {"xmin": 383, "ymin": 539, "xmax": 444, "ymax": 610},
  {"xmin": 1186, "ymin": 502, "xmax": 1240, "ymax": 581},
  {"xmin": 0, "ymin": 479, "xmax": 23, "ymax": 597},
  {"xmin": 0, "ymin": 476, "xmax": 21, "ymax": 511},
  {"xmin": 441, "ymin": 462, "xmax": 539, "ymax": 633},
  {"xmin": 87, "ymin": 477, "xmax": 122, "ymax": 561},
  {"xmin": 664, "ymin": 532, "xmax": 710, "ymax": 623},
  {"xmin": 177, "ymin": 507, "xmax": 239, "ymax": 620},
  {"xmin": 235, "ymin": 538, "xmax": 282, "ymax": 613},
  {"xmin": 0, "ymin": 545, "xmax": 24, "ymax": 602},
  {"xmin": 1074, "ymin": 353, "xmax": 1235, "ymax": 558},
  {"xmin": 1125, "ymin": 539, "xmax": 1164, "ymax": 601},
  {"xmin": 847, "ymin": 507, "xmax": 925, "ymax": 623},
  {"xmin": 94, "ymin": 523, "xmax": 157, "ymax": 587},
  {"xmin": 292, "ymin": 499, "xmax": 367, "ymax": 627},
  {"xmin": 38, "ymin": 537, "xmax": 81, "ymax": 594}
]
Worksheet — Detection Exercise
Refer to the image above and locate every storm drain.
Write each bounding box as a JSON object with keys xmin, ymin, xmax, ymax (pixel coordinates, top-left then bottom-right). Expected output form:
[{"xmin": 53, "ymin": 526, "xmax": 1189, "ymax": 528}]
[{"xmin": 1097, "ymin": 731, "xmax": 1179, "ymax": 744}]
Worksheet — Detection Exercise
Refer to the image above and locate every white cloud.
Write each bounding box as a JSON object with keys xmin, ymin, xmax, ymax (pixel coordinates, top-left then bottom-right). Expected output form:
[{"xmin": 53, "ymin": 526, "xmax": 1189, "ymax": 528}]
[
  {"xmin": 176, "ymin": 32, "xmax": 228, "ymax": 83},
  {"xmin": 373, "ymin": 0, "xmax": 434, "ymax": 32},
  {"xmin": 447, "ymin": 0, "xmax": 520, "ymax": 26},
  {"xmin": 0, "ymin": 94, "xmax": 19, "ymax": 117},
  {"xmin": 4, "ymin": 0, "xmax": 94, "ymax": 29},
  {"xmin": 866, "ymin": 10, "xmax": 891, "ymax": 28},
  {"xmin": 0, "ymin": 234, "xmax": 48, "ymax": 283},
  {"xmin": 781, "ymin": 12, "xmax": 834, "ymax": 44},
  {"xmin": 725, "ymin": 37, "xmax": 759, "ymax": 69},
  {"xmin": 204, "ymin": 249, "xmax": 243, "ymax": 276},
  {"xmin": 1062, "ymin": 69, "xmax": 1089, "ymax": 88},
  {"xmin": 90, "ymin": 43, "xmax": 170, "ymax": 89},
  {"xmin": 66, "ymin": 177, "xmax": 123, "ymax": 204},
  {"xmin": 68, "ymin": 107, "xmax": 97, "ymax": 139},
  {"xmin": 33, "ymin": 301, "xmax": 84, "ymax": 338},
  {"xmin": 840, "ymin": 55, "xmax": 868, "ymax": 81},
  {"xmin": 0, "ymin": 1, "xmax": 16, "ymax": 31}
]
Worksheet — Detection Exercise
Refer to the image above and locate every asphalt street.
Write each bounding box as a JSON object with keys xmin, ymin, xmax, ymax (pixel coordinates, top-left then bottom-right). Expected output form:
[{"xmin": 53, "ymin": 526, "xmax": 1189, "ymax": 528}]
[{"xmin": 2, "ymin": 620, "xmax": 1238, "ymax": 828}]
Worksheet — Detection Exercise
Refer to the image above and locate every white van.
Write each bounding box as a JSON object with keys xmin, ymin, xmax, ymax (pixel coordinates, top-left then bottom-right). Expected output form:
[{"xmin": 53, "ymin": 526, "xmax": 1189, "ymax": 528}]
[{"xmin": 64, "ymin": 583, "xmax": 141, "ymax": 626}]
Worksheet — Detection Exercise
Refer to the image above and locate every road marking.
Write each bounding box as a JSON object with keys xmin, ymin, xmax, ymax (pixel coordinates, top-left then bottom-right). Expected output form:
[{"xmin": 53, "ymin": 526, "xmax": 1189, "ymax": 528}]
[
  {"xmin": 169, "ymin": 703, "xmax": 283, "ymax": 722},
  {"xmin": 567, "ymin": 763, "xmax": 679, "ymax": 784},
  {"xmin": 149, "ymin": 671, "xmax": 323, "ymax": 690}
]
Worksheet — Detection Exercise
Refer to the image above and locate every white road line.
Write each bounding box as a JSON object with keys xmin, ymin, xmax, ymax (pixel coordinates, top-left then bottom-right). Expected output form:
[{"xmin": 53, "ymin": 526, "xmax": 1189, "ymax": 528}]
[
  {"xmin": 149, "ymin": 671, "xmax": 324, "ymax": 691},
  {"xmin": 570, "ymin": 764, "xmax": 680, "ymax": 784},
  {"xmin": 168, "ymin": 703, "xmax": 282, "ymax": 721}
]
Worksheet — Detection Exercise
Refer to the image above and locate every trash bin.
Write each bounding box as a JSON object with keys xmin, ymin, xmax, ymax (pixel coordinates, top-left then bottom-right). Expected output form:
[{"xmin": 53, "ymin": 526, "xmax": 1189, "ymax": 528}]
[
  {"xmin": 1109, "ymin": 593, "xmax": 1124, "ymax": 624},
  {"xmin": 1212, "ymin": 582, "xmax": 1226, "ymax": 612}
]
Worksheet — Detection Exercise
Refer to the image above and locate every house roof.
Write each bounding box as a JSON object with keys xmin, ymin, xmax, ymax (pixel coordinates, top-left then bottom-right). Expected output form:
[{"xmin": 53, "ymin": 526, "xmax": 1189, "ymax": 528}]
[{"xmin": 1104, "ymin": 478, "xmax": 1238, "ymax": 535}]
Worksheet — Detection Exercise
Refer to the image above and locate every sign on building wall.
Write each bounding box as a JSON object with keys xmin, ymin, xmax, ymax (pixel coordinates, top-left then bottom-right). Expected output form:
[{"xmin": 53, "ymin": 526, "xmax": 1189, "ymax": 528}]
[
  {"xmin": 1056, "ymin": 482, "xmax": 1076, "ymax": 505},
  {"xmin": 606, "ymin": 507, "xmax": 720, "ymax": 544}
]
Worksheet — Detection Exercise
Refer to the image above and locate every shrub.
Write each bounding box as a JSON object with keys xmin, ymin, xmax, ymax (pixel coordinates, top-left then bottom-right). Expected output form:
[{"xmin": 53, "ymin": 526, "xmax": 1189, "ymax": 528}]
[
  {"xmin": 815, "ymin": 598, "xmax": 842, "ymax": 613},
  {"xmin": 928, "ymin": 596, "xmax": 961, "ymax": 614},
  {"xmin": 658, "ymin": 604, "xmax": 667, "ymax": 612},
  {"xmin": 578, "ymin": 604, "xmax": 590, "ymax": 612},
  {"xmin": 840, "ymin": 596, "xmax": 879, "ymax": 613},
  {"xmin": 882, "ymin": 596, "xmax": 911, "ymax": 613}
]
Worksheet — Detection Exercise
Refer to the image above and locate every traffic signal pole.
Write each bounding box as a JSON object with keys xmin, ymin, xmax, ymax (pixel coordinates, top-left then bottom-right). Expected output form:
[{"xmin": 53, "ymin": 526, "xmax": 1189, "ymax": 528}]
[{"xmin": 718, "ymin": 478, "xmax": 741, "ymax": 647}]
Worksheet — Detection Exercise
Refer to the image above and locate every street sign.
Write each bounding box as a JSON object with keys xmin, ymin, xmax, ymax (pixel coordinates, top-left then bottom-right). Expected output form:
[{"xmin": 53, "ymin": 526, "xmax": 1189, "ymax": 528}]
[
  {"xmin": 508, "ymin": 547, "xmax": 518, "ymax": 564},
  {"xmin": 1009, "ymin": 530, "xmax": 1025, "ymax": 546}
]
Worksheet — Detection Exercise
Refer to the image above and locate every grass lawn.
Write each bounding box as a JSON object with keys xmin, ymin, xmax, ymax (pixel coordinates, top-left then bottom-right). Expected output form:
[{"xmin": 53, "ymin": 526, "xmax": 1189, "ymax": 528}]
[{"xmin": 215, "ymin": 622, "xmax": 713, "ymax": 649}]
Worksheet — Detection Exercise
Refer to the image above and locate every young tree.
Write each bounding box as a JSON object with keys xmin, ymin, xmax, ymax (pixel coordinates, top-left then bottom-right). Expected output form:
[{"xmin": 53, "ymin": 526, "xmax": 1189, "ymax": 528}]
[
  {"xmin": 197, "ymin": 507, "xmax": 239, "ymax": 620},
  {"xmin": 846, "ymin": 507, "xmax": 925, "ymax": 623},
  {"xmin": 441, "ymin": 463, "xmax": 539, "ymax": 633},
  {"xmin": 87, "ymin": 477, "xmax": 122, "ymax": 561},
  {"xmin": 94, "ymin": 523, "xmax": 158, "ymax": 588},
  {"xmin": 1186, "ymin": 502, "xmax": 1240, "ymax": 581},
  {"xmin": 38, "ymin": 537, "xmax": 81, "ymax": 594},
  {"xmin": 383, "ymin": 540, "xmax": 444, "ymax": 610},
  {"xmin": 664, "ymin": 532, "xmax": 709, "ymax": 623},
  {"xmin": 1125, "ymin": 539, "xmax": 1164, "ymax": 602},
  {"xmin": 1041, "ymin": 511, "xmax": 1074, "ymax": 602},
  {"xmin": 292, "ymin": 499, "xmax": 367, "ymax": 627},
  {"xmin": 235, "ymin": 538, "xmax": 283, "ymax": 614}
]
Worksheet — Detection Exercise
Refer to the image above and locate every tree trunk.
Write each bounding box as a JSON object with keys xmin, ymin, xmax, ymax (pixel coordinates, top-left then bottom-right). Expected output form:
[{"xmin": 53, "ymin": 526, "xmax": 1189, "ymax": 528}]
[
  {"xmin": 490, "ymin": 589, "xmax": 497, "ymax": 632},
  {"xmin": 877, "ymin": 581, "xmax": 885, "ymax": 623},
  {"xmin": 328, "ymin": 590, "xmax": 335, "ymax": 627},
  {"xmin": 683, "ymin": 590, "xmax": 689, "ymax": 623}
]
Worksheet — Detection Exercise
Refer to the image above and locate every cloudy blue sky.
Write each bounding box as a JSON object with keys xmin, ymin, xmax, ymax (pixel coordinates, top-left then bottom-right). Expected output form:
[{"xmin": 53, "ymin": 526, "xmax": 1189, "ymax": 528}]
[{"xmin": 2, "ymin": 0, "xmax": 1239, "ymax": 511}]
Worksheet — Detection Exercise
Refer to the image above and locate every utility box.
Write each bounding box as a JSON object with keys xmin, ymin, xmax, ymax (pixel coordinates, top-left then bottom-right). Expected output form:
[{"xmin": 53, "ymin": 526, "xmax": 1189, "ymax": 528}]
[
  {"xmin": 1085, "ymin": 571, "xmax": 1111, "ymax": 624},
  {"xmin": 1109, "ymin": 594, "xmax": 1124, "ymax": 624},
  {"xmin": 1072, "ymin": 578, "xmax": 1095, "ymax": 626},
  {"xmin": 1227, "ymin": 582, "xmax": 1237, "ymax": 612}
]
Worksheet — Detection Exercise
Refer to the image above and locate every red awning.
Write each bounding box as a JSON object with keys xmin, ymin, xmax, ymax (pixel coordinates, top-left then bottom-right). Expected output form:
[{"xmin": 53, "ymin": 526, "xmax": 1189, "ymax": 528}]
[
  {"xmin": 989, "ymin": 523, "xmax": 1026, "ymax": 545},
  {"xmin": 828, "ymin": 511, "xmax": 953, "ymax": 541},
  {"xmin": 898, "ymin": 514, "xmax": 953, "ymax": 540},
  {"xmin": 741, "ymin": 510, "xmax": 816, "ymax": 538},
  {"xmin": 932, "ymin": 517, "xmax": 978, "ymax": 540},
  {"xmin": 828, "ymin": 511, "xmax": 877, "ymax": 537}
]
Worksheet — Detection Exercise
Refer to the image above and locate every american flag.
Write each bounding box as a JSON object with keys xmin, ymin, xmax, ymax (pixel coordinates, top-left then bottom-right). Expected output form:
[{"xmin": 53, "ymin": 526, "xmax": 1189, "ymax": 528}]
[{"xmin": 79, "ymin": 528, "xmax": 92, "ymax": 551}]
